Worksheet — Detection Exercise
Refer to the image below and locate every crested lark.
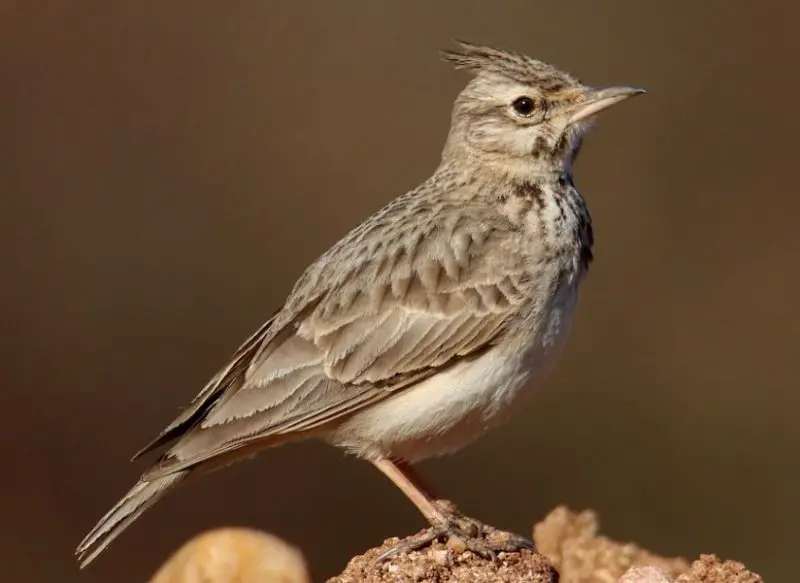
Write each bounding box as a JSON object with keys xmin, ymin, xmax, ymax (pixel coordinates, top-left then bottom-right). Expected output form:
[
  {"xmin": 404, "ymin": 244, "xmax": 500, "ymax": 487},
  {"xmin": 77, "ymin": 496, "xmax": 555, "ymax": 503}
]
[{"xmin": 77, "ymin": 41, "xmax": 644, "ymax": 567}]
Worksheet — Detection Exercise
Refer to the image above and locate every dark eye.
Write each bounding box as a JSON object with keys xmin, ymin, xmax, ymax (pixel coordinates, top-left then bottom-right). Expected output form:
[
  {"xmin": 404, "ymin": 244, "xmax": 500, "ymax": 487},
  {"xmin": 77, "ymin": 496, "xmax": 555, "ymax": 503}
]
[{"xmin": 511, "ymin": 96, "xmax": 535, "ymax": 116}]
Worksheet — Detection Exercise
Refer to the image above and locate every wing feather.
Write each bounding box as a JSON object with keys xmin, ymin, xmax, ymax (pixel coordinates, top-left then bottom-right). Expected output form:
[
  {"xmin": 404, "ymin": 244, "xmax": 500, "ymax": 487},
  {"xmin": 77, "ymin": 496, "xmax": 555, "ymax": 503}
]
[{"xmin": 145, "ymin": 207, "xmax": 529, "ymax": 477}]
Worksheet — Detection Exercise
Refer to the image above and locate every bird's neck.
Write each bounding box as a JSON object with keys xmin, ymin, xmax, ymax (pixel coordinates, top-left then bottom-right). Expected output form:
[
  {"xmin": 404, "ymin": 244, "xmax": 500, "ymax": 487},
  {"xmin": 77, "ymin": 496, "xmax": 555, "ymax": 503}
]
[
  {"xmin": 437, "ymin": 151, "xmax": 574, "ymax": 197},
  {"xmin": 439, "ymin": 126, "xmax": 583, "ymax": 187}
]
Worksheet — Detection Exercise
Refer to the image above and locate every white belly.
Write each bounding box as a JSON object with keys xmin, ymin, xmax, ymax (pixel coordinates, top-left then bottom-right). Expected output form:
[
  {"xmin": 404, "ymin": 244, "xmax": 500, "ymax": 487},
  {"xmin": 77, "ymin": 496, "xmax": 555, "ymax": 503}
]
[{"xmin": 329, "ymin": 285, "xmax": 579, "ymax": 462}]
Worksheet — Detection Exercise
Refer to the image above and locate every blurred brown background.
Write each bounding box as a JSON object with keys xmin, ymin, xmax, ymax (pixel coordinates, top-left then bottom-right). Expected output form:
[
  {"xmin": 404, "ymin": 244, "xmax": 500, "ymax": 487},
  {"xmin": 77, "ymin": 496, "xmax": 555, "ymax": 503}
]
[{"xmin": 2, "ymin": 1, "xmax": 798, "ymax": 581}]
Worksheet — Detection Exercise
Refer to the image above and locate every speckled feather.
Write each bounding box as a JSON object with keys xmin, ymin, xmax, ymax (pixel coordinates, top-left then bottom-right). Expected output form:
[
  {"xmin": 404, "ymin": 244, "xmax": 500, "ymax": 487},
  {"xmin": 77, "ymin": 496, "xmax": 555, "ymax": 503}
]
[{"xmin": 76, "ymin": 40, "xmax": 643, "ymax": 567}]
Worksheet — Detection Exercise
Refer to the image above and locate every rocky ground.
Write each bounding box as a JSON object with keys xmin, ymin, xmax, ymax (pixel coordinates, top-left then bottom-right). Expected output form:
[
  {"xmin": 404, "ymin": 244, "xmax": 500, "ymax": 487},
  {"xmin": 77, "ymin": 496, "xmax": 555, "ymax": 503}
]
[{"xmin": 148, "ymin": 507, "xmax": 763, "ymax": 583}]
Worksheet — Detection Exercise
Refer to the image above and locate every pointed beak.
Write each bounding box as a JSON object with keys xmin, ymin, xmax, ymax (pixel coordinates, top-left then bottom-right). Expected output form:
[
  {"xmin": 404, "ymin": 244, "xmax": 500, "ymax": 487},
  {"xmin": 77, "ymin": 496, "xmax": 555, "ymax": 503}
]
[{"xmin": 567, "ymin": 86, "xmax": 646, "ymax": 125}]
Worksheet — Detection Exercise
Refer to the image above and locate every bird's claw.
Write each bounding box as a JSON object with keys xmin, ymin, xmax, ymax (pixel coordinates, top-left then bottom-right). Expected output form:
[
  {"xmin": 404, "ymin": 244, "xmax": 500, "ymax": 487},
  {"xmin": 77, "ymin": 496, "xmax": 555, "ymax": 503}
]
[{"xmin": 375, "ymin": 503, "xmax": 534, "ymax": 564}]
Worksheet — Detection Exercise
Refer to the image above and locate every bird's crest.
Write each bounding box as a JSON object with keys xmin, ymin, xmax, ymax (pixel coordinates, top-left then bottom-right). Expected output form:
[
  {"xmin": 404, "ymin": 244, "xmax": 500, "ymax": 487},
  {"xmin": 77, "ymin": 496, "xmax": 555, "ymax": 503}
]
[{"xmin": 440, "ymin": 40, "xmax": 578, "ymax": 89}]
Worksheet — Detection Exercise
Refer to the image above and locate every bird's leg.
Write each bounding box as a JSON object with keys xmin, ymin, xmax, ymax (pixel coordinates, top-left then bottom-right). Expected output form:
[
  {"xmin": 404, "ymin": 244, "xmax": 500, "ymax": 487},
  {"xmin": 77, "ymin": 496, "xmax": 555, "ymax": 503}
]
[{"xmin": 371, "ymin": 458, "xmax": 534, "ymax": 561}]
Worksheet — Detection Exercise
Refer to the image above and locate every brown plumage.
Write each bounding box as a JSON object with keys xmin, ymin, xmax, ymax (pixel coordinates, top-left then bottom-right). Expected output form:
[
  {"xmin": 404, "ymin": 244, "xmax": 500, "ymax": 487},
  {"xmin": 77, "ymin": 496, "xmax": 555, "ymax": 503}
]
[{"xmin": 77, "ymin": 40, "xmax": 644, "ymax": 567}]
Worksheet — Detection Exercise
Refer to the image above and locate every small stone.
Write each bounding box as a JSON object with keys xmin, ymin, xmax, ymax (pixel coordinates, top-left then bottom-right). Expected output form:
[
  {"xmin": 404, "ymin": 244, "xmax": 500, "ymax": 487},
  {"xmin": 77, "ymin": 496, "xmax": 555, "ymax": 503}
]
[
  {"xmin": 432, "ymin": 549, "xmax": 450, "ymax": 566},
  {"xmin": 409, "ymin": 565, "xmax": 426, "ymax": 580},
  {"xmin": 446, "ymin": 536, "xmax": 468, "ymax": 554},
  {"xmin": 619, "ymin": 565, "xmax": 673, "ymax": 583},
  {"xmin": 675, "ymin": 554, "xmax": 763, "ymax": 583}
]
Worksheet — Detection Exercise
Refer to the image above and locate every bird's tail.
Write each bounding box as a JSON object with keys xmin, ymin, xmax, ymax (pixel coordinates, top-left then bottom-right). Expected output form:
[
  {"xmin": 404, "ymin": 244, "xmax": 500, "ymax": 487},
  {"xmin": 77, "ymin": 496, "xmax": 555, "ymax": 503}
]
[{"xmin": 76, "ymin": 470, "xmax": 187, "ymax": 568}]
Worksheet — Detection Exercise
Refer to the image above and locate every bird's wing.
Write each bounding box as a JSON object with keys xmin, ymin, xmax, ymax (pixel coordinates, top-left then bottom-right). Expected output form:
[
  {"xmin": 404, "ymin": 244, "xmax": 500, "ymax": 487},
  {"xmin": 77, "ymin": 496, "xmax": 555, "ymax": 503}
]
[{"xmin": 144, "ymin": 208, "xmax": 530, "ymax": 477}]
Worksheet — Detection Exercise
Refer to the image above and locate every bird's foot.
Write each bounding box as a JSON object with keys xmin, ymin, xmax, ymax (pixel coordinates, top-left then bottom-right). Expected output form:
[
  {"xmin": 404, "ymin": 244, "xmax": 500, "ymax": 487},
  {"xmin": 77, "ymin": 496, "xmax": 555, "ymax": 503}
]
[{"xmin": 376, "ymin": 500, "xmax": 534, "ymax": 563}]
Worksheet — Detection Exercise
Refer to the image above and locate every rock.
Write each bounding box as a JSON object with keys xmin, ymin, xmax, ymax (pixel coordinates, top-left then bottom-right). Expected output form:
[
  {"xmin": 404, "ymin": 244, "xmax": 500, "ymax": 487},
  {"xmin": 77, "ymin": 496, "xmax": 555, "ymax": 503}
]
[
  {"xmin": 149, "ymin": 527, "xmax": 311, "ymax": 583},
  {"xmin": 328, "ymin": 535, "xmax": 557, "ymax": 583},
  {"xmin": 148, "ymin": 508, "xmax": 765, "ymax": 583},
  {"xmin": 674, "ymin": 554, "xmax": 763, "ymax": 583},
  {"xmin": 619, "ymin": 565, "xmax": 673, "ymax": 583},
  {"xmin": 533, "ymin": 506, "xmax": 688, "ymax": 582}
]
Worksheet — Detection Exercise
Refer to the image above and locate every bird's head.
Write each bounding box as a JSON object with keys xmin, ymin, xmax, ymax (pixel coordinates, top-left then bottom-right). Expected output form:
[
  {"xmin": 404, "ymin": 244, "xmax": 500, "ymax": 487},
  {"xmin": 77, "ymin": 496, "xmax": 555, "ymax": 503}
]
[{"xmin": 440, "ymin": 40, "xmax": 644, "ymax": 178}]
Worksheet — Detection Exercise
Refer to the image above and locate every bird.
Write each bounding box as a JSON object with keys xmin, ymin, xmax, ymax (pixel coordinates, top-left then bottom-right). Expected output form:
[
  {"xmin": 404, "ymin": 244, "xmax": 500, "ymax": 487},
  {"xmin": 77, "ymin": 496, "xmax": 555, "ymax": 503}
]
[{"xmin": 76, "ymin": 40, "xmax": 645, "ymax": 567}]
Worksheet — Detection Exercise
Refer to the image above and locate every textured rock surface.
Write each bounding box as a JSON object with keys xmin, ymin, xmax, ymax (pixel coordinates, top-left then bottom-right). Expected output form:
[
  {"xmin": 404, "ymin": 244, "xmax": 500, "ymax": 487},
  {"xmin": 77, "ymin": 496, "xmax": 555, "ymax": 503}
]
[
  {"xmin": 674, "ymin": 554, "xmax": 763, "ymax": 583},
  {"xmin": 533, "ymin": 506, "xmax": 689, "ymax": 582},
  {"xmin": 147, "ymin": 508, "xmax": 764, "ymax": 582},
  {"xmin": 328, "ymin": 538, "xmax": 557, "ymax": 583},
  {"xmin": 618, "ymin": 565, "xmax": 674, "ymax": 583}
]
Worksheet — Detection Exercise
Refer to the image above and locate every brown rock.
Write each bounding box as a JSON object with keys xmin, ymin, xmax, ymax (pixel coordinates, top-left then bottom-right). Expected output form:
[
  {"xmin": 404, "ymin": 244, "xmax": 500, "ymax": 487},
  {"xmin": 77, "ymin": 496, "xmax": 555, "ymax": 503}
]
[
  {"xmin": 328, "ymin": 533, "xmax": 557, "ymax": 583},
  {"xmin": 674, "ymin": 554, "xmax": 763, "ymax": 583},
  {"xmin": 619, "ymin": 566, "xmax": 673, "ymax": 583},
  {"xmin": 149, "ymin": 509, "xmax": 765, "ymax": 583},
  {"xmin": 149, "ymin": 527, "xmax": 311, "ymax": 583},
  {"xmin": 533, "ymin": 506, "xmax": 688, "ymax": 583}
]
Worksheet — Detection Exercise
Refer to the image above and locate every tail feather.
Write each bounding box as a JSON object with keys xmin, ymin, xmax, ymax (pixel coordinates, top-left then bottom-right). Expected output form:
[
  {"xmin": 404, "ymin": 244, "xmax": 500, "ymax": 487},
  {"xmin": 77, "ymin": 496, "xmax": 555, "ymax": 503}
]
[{"xmin": 76, "ymin": 471, "xmax": 187, "ymax": 568}]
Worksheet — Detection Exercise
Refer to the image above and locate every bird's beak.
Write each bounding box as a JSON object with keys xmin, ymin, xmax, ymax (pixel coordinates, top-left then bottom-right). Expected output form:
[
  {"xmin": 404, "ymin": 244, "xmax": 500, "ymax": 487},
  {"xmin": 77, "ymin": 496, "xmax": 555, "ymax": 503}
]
[{"xmin": 567, "ymin": 86, "xmax": 646, "ymax": 125}]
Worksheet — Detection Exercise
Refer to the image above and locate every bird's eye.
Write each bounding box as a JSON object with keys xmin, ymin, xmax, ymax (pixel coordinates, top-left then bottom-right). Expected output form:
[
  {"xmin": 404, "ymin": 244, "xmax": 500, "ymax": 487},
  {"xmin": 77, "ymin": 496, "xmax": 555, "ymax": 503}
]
[{"xmin": 511, "ymin": 96, "xmax": 535, "ymax": 116}]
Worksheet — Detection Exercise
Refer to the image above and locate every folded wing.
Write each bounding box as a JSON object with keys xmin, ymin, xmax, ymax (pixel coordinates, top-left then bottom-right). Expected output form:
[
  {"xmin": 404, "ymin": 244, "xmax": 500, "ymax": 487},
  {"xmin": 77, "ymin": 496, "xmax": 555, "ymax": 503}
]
[{"xmin": 145, "ymin": 211, "xmax": 530, "ymax": 476}]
